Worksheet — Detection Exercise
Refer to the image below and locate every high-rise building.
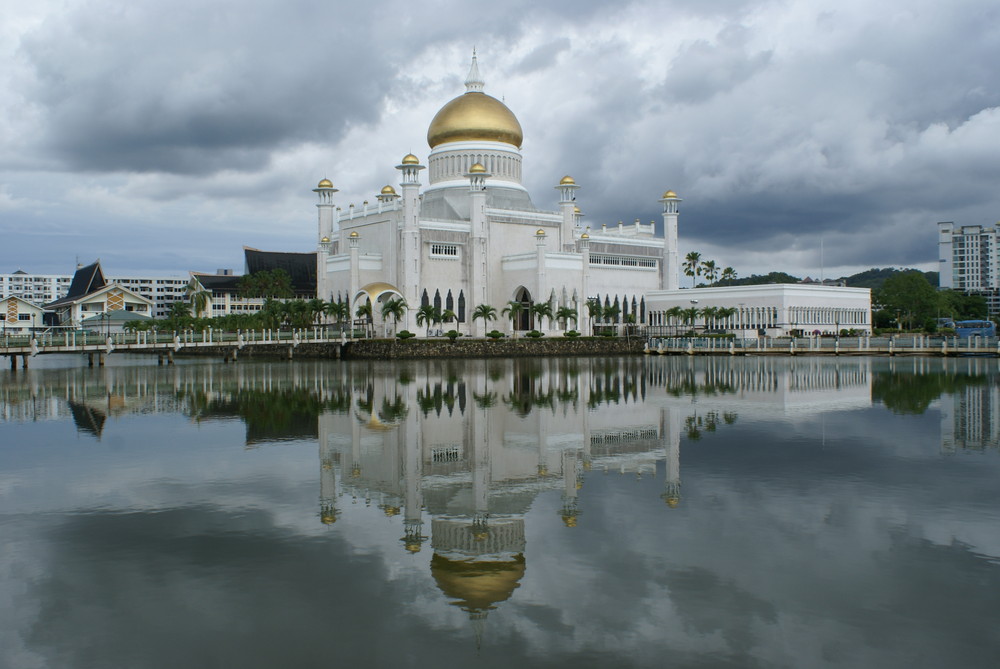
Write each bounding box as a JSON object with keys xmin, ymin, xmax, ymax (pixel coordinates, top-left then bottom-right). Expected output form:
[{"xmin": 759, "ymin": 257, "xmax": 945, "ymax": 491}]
[{"xmin": 938, "ymin": 221, "xmax": 1000, "ymax": 313}]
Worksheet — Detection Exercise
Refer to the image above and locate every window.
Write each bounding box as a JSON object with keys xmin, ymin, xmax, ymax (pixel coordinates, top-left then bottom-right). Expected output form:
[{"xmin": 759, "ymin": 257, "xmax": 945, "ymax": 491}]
[
  {"xmin": 430, "ymin": 243, "xmax": 459, "ymax": 258},
  {"xmin": 18, "ymin": 314, "xmax": 30, "ymax": 321}
]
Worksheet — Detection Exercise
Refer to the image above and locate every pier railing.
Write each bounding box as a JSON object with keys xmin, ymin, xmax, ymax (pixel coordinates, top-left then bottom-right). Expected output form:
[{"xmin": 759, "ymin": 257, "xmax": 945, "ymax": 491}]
[{"xmin": 645, "ymin": 335, "xmax": 1000, "ymax": 357}]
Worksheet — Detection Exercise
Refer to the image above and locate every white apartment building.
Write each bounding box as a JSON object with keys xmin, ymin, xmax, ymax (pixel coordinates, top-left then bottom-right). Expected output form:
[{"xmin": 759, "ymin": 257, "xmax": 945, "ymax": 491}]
[
  {"xmin": 938, "ymin": 221, "xmax": 1000, "ymax": 313},
  {"xmin": 1, "ymin": 269, "xmax": 189, "ymax": 318}
]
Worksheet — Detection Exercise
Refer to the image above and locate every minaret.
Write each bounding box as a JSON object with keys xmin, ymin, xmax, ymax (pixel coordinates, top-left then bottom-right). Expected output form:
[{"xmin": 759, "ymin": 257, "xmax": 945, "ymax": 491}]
[
  {"xmin": 535, "ymin": 229, "xmax": 547, "ymax": 330},
  {"xmin": 660, "ymin": 190, "xmax": 681, "ymax": 290},
  {"xmin": 314, "ymin": 179, "xmax": 338, "ymax": 301},
  {"xmin": 467, "ymin": 162, "xmax": 490, "ymax": 335},
  {"xmin": 555, "ymin": 176, "xmax": 580, "ymax": 251},
  {"xmin": 396, "ymin": 154, "xmax": 425, "ymax": 327},
  {"xmin": 348, "ymin": 230, "xmax": 361, "ymax": 317},
  {"xmin": 579, "ymin": 230, "xmax": 591, "ymax": 334}
]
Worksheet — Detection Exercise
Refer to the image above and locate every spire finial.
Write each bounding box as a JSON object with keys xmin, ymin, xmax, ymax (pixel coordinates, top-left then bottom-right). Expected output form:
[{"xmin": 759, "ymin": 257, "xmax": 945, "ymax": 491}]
[{"xmin": 465, "ymin": 49, "xmax": 484, "ymax": 93}]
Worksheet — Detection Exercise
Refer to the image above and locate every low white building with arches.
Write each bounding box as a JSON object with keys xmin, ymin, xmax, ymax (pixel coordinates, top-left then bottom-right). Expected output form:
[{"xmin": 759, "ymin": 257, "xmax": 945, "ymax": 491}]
[
  {"xmin": 314, "ymin": 54, "xmax": 676, "ymax": 337},
  {"xmin": 644, "ymin": 284, "xmax": 872, "ymax": 337}
]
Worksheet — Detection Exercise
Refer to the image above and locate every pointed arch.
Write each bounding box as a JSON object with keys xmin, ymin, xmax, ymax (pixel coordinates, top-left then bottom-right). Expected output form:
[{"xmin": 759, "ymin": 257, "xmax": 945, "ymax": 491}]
[
  {"xmin": 457, "ymin": 291, "xmax": 466, "ymax": 322},
  {"xmin": 421, "ymin": 289, "xmax": 429, "ymax": 308}
]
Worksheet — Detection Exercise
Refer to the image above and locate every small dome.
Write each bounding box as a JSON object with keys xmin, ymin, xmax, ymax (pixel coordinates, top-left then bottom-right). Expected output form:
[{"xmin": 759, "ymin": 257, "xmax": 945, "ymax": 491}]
[
  {"xmin": 469, "ymin": 162, "xmax": 486, "ymax": 173},
  {"xmin": 580, "ymin": 232, "xmax": 590, "ymax": 239},
  {"xmin": 535, "ymin": 229, "xmax": 546, "ymax": 236},
  {"xmin": 574, "ymin": 205, "xmax": 581, "ymax": 214},
  {"xmin": 662, "ymin": 190, "xmax": 678, "ymax": 199},
  {"xmin": 559, "ymin": 175, "xmax": 575, "ymax": 185},
  {"xmin": 320, "ymin": 236, "xmax": 330, "ymax": 243},
  {"xmin": 401, "ymin": 153, "xmax": 420, "ymax": 165},
  {"xmin": 320, "ymin": 510, "xmax": 336, "ymax": 525},
  {"xmin": 380, "ymin": 185, "xmax": 397, "ymax": 195},
  {"xmin": 349, "ymin": 231, "xmax": 359, "ymax": 238},
  {"xmin": 561, "ymin": 514, "xmax": 578, "ymax": 527},
  {"xmin": 317, "ymin": 178, "xmax": 333, "ymax": 188}
]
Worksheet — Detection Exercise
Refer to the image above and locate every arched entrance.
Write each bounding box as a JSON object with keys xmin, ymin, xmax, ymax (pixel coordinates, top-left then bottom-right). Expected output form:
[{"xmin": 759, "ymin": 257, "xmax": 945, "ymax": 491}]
[
  {"xmin": 354, "ymin": 282, "xmax": 406, "ymax": 336},
  {"xmin": 513, "ymin": 287, "xmax": 533, "ymax": 331}
]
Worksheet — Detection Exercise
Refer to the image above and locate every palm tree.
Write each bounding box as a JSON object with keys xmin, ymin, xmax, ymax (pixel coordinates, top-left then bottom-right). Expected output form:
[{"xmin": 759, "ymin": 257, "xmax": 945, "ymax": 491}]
[
  {"xmin": 666, "ymin": 305, "xmax": 684, "ymax": 335},
  {"xmin": 416, "ymin": 304, "xmax": 437, "ymax": 336},
  {"xmin": 307, "ymin": 298, "xmax": 327, "ymax": 325},
  {"xmin": 682, "ymin": 306, "xmax": 700, "ymax": 330},
  {"xmin": 700, "ymin": 306, "xmax": 719, "ymax": 330},
  {"xmin": 683, "ymin": 251, "xmax": 702, "ymax": 288},
  {"xmin": 380, "ymin": 297, "xmax": 407, "ymax": 336},
  {"xmin": 185, "ymin": 279, "xmax": 211, "ymax": 318},
  {"xmin": 720, "ymin": 267, "xmax": 738, "ymax": 285},
  {"xmin": 471, "ymin": 304, "xmax": 497, "ymax": 335},
  {"xmin": 556, "ymin": 306, "xmax": 578, "ymax": 331},
  {"xmin": 701, "ymin": 260, "xmax": 719, "ymax": 284},
  {"xmin": 324, "ymin": 300, "xmax": 350, "ymax": 332},
  {"xmin": 501, "ymin": 300, "xmax": 524, "ymax": 336},
  {"xmin": 716, "ymin": 307, "xmax": 737, "ymax": 332},
  {"xmin": 168, "ymin": 300, "xmax": 191, "ymax": 320},
  {"xmin": 530, "ymin": 301, "xmax": 553, "ymax": 331}
]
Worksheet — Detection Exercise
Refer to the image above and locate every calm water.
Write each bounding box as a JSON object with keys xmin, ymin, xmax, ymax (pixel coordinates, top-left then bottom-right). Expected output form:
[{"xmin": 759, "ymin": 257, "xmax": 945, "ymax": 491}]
[{"xmin": 2, "ymin": 354, "xmax": 999, "ymax": 668}]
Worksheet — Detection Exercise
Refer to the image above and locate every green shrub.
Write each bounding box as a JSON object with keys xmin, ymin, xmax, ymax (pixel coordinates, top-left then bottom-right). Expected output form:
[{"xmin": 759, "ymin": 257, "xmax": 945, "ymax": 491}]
[
  {"xmin": 564, "ymin": 330, "xmax": 581, "ymax": 338},
  {"xmin": 525, "ymin": 330, "xmax": 544, "ymax": 338},
  {"xmin": 444, "ymin": 329, "xmax": 462, "ymax": 341},
  {"xmin": 486, "ymin": 330, "xmax": 505, "ymax": 339},
  {"xmin": 396, "ymin": 330, "xmax": 416, "ymax": 340}
]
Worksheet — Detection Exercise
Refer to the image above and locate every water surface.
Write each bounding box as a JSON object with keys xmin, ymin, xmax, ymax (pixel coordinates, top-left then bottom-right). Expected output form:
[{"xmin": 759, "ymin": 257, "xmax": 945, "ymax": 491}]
[{"xmin": 2, "ymin": 355, "xmax": 999, "ymax": 668}]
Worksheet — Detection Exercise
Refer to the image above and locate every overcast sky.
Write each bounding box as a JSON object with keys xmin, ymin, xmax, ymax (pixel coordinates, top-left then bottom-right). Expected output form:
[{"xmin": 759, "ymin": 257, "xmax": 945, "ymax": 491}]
[{"xmin": 2, "ymin": 0, "xmax": 998, "ymax": 279}]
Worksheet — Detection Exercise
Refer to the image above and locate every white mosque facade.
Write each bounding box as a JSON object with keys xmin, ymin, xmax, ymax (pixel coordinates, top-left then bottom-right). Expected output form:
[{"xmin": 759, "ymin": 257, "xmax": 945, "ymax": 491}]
[{"xmin": 314, "ymin": 55, "xmax": 678, "ymax": 336}]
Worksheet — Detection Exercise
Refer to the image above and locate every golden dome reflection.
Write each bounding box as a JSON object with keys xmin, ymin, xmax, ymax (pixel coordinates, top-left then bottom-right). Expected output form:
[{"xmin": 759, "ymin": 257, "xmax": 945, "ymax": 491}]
[
  {"xmin": 427, "ymin": 92, "xmax": 523, "ymax": 149},
  {"xmin": 431, "ymin": 554, "xmax": 526, "ymax": 614}
]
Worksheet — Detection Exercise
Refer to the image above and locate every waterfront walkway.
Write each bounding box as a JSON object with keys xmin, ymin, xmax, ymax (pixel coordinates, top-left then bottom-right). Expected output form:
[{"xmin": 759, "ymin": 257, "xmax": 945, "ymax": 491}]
[
  {"xmin": 646, "ymin": 335, "xmax": 1000, "ymax": 357},
  {"xmin": 1, "ymin": 328, "xmax": 348, "ymax": 368}
]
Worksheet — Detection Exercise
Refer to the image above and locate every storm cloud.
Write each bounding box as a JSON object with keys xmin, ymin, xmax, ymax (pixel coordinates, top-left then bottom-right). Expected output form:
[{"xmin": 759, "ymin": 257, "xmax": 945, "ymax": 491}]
[{"xmin": 1, "ymin": 0, "xmax": 999, "ymax": 276}]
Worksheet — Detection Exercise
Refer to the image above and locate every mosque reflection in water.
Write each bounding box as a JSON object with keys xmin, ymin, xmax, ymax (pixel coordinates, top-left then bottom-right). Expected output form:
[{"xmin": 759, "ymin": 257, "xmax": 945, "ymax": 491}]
[{"xmin": 4, "ymin": 354, "xmax": 999, "ymax": 626}]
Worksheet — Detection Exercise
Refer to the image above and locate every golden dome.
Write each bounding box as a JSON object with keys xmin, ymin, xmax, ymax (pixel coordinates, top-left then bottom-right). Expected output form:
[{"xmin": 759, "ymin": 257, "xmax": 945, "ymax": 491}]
[
  {"xmin": 580, "ymin": 233, "xmax": 589, "ymax": 239},
  {"xmin": 559, "ymin": 175, "xmax": 575, "ymax": 185},
  {"xmin": 349, "ymin": 231, "xmax": 359, "ymax": 238},
  {"xmin": 535, "ymin": 229, "xmax": 546, "ymax": 236},
  {"xmin": 320, "ymin": 236, "xmax": 330, "ymax": 243},
  {"xmin": 574, "ymin": 205, "xmax": 581, "ymax": 214},
  {"xmin": 561, "ymin": 514, "xmax": 578, "ymax": 527},
  {"xmin": 380, "ymin": 184, "xmax": 397, "ymax": 195},
  {"xmin": 317, "ymin": 178, "xmax": 333, "ymax": 188},
  {"xmin": 431, "ymin": 554, "xmax": 526, "ymax": 614},
  {"xmin": 320, "ymin": 510, "xmax": 337, "ymax": 525},
  {"xmin": 663, "ymin": 190, "xmax": 678, "ymax": 198},
  {"xmin": 401, "ymin": 153, "xmax": 420, "ymax": 165},
  {"xmin": 427, "ymin": 92, "xmax": 523, "ymax": 149},
  {"xmin": 404, "ymin": 541, "xmax": 422, "ymax": 554},
  {"xmin": 665, "ymin": 495, "xmax": 680, "ymax": 508},
  {"xmin": 469, "ymin": 162, "xmax": 486, "ymax": 173}
]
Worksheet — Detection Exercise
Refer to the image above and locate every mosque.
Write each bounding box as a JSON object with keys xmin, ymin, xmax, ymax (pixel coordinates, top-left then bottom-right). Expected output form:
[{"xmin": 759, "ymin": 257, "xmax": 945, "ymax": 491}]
[{"xmin": 313, "ymin": 54, "xmax": 679, "ymax": 335}]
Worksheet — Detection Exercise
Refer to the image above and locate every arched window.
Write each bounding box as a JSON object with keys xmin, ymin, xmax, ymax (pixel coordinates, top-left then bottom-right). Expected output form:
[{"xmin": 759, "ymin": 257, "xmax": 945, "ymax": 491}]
[
  {"xmin": 446, "ymin": 289, "xmax": 454, "ymax": 313},
  {"xmin": 433, "ymin": 289, "xmax": 442, "ymax": 313},
  {"xmin": 421, "ymin": 290, "xmax": 429, "ymax": 308},
  {"xmin": 457, "ymin": 291, "xmax": 466, "ymax": 322}
]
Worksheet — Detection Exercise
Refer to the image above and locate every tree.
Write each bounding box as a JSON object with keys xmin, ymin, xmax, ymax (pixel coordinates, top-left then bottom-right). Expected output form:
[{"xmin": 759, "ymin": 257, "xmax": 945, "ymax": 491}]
[
  {"xmin": 471, "ymin": 304, "xmax": 497, "ymax": 335},
  {"xmin": 530, "ymin": 301, "xmax": 553, "ymax": 330},
  {"xmin": 681, "ymin": 306, "xmax": 700, "ymax": 329},
  {"xmin": 168, "ymin": 300, "xmax": 191, "ymax": 320},
  {"xmin": 307, "ymin": 298, "xmax": 327, "ymax": 325},
  {"xmin": 683, "ymin": 252, "xmax": 702, "ymax": 288},
  {"xmin": 355, "ymin": 300, "xmax": 373, "ymax": 323},
  {"xmin": 416, "ymin": 304, "xmax": 438, "ymax": 336},
  {"xmin": 700, "ymin": 306, "xmax": 719, "ymax": 329},
  {"xmin": 238, "ymin": 268, "xmax": 294, "ymax": 299},
  {"xmin": 324, "ymin": 300, "xmax": 350, "ymax": 331},
  {"xmin": 185, "ymin": 279, "xmax": 211, "ymax": 318},
  {"xmin": 502, "ymin": 300, "xmax": 524, "ymax": 335},
  {"xmin": 555, "ymin": 306, "xmax": 578, "ymax": 330},
  {"xmin": 720, "ymin": 267, "xmax": 738, "ymax": 285},
  {"xmin": 701, "ymin": 260, "xmax": 719, "ymax": 284},
  {"xmin": 666, "ymin": 306, "xmax": 684, "ymax": 334},
  {"xmin": 876, "ymin": 271, "xmax": 939, "ymax": 330},
  {"xmin": 380, "ymin": 298, "xmax": 407, "ymax": 335}
]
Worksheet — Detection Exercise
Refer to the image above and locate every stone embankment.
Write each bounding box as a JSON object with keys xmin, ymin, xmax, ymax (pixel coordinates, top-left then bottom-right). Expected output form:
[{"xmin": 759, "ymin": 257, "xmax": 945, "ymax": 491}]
[{"xmin": 181, "ymin": 338, "xmax": 644, "ymax": 360}]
